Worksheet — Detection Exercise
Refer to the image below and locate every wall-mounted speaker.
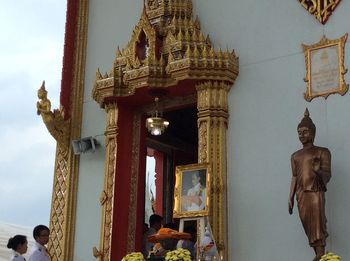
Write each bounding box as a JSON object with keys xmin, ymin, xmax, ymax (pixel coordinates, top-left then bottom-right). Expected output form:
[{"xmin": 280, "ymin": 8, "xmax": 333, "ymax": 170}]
[{"xmin": 71, "ymin": 136, "xmax": 97, "ymax": 155}]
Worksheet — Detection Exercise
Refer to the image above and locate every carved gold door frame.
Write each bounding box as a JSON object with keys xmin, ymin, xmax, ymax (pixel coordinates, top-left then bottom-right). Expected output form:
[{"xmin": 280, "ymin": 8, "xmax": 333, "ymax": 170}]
[{"xmin": 122, "ymin": 81, "xmax": 231, "ymax": 260}]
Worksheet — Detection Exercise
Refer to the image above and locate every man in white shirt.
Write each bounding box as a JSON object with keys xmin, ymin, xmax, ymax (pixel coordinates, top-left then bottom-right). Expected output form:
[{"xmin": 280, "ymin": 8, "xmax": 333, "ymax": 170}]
[
  {"xmin": 28, "ymin": 225, "xmax": 50, "ymax": 261},
  {"xmin": 182, "ymin": 172, "xmax": 206, "ymax": 212}
]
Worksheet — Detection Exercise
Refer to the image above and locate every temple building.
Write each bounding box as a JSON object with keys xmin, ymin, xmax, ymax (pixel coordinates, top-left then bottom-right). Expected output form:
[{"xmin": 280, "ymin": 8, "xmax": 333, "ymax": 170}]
[{"xmin": 38, "ymin": 0, "xmax": 350, "ymax": 260}]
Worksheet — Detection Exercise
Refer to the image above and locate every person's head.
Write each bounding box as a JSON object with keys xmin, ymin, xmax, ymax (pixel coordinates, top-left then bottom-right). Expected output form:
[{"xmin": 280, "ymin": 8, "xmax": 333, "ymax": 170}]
[
  {"xmin": 191, "ymin": 173, "xmax": 201, "ymax": 186},
  {"xmin": 297, "ymin": 108, "xmax": 316, "ymax": 145},
  {"xmin": 33, "ymin": 225, "xmax": 50, "ymax": 246},
  {"xmin": 149, "ymin": 214, "xmax": 162, "ymax": 231},
  {"xmin": 7, "ymin": 235, "xmax": 28, "ymax": 254}
]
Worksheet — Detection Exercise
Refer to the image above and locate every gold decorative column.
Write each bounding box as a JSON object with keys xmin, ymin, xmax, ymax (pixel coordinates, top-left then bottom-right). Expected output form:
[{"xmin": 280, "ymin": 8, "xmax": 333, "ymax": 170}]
[
  {"xmin": 38, "ymin": 0, "xmax": 89, "ymax": 260},
  {"xmin": 197, "ymin": 81, "xmax": 231, "ymax": 260},
  {"xmin": 93, "ymin": 103, "xmax": 118, "ymax": 261}
]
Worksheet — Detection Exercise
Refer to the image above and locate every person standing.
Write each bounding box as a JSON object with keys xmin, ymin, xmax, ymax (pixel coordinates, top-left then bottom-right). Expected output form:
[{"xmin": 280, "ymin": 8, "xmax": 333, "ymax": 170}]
[
  {"xmin": 28, "ymin": 225, "xmax": 50, "ymax": 261},
  {"xmin": 288, "ymin": 109, "xmax": 331, "ymax": 261},
  {"xmin": 142, "ymin": 214, "xmax": 163, "ymax": 257},
  {"xmin": 7, "ymin": 235, "xmax": 28, "ymax": 261}
]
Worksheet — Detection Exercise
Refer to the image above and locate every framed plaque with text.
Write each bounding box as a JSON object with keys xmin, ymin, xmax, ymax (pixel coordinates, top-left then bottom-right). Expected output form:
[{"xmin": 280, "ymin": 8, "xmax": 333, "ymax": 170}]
[{"xmin": 302, "ymin": 34, "xmax": 348, "ymax": 101}]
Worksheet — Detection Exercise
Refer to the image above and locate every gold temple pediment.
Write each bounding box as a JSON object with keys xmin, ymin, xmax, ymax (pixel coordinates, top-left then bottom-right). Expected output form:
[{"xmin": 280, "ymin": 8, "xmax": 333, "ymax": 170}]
[{"xmin": 92, "ymin": 0, "xmax": 239, "ymax": 108}]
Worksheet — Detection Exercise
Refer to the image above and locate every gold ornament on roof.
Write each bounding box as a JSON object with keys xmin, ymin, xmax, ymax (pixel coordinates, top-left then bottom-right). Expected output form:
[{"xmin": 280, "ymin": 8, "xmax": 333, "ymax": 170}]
[{"xmin": 92, "ymin": 0, "xmax": 239, "ymax": 108}]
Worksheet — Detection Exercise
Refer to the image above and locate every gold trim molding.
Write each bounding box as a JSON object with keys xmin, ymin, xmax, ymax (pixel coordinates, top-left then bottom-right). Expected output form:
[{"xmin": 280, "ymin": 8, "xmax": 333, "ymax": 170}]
[
  {"xmin": 96, "ymin": 103, "xmax": 118, "ymax": 261},
  {"xmin": 302, "ymin": 34, "xmax": 348, "ymax": 101},
  {"xmin": 38, "ymin": 1, "xmax": 89, "ymax": 260},
  {"xmin": 126, "ymin": 113, "xmax": 142, "ymax": 253}
]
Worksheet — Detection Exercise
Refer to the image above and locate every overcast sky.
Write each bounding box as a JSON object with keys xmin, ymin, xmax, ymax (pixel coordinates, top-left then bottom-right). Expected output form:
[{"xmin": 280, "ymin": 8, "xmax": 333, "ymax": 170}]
[{"xmin": 0, "ymin": 1, "xmax": 66, "ymax": 227}]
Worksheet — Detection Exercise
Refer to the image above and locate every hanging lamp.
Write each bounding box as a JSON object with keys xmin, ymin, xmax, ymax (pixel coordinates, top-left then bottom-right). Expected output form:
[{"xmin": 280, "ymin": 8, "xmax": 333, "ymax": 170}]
[{"xmin": 146, "ymin": 96, "xmax": 169, "ymax": 136}]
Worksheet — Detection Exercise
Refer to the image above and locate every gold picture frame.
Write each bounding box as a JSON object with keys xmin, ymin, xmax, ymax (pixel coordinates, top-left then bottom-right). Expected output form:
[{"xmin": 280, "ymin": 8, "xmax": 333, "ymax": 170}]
[
  {"xmin": 302, "ymin": 33, "xmax": 348, "ymax": 102},
  {"xmin": 173, "ymin": 163, "xmax": 210, "ymax": 218}
]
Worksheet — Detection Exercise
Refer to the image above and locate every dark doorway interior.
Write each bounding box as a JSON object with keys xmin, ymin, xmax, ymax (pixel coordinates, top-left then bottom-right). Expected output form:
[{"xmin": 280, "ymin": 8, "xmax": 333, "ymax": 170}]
[{"xmin": 145, "ymin": 105, "xmax": 198, "ymax": 224}]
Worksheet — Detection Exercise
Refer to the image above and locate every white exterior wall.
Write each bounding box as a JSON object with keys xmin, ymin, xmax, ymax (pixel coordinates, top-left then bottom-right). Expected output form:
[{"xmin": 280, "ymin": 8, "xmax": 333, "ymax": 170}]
[
  {"xmin": 193, "ymin": 0, "xmax": 350, "ymax": 260},
  {"xmin": 73, "ymin": 1, "xmax": 143, "ymax": 260},
  {"xmin": 73, "ymin": 0, "xmax": 350, "ymax": 260}
]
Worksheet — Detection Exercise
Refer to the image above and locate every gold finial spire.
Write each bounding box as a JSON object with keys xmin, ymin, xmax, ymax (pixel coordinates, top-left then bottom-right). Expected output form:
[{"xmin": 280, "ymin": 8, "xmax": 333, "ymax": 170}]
[
  {"xmin": 40, "ymin": 80, "xmax": 46, "ymax": 91},
  {"xmin": 38, "ymin": 80, "xmax": 48, "ymax": 96}
]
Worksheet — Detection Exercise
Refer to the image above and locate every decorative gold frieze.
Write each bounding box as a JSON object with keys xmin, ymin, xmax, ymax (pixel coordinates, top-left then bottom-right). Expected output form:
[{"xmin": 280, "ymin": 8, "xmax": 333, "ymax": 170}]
[
  {"xmin": 198, "ymin": 121, "xmax": 208, "ymax": 163},
  {"xmin": 298, "ymin": 0, "xmax": 342, "ymax": 24},
  {"xmin": 49, "ymin": 144, "xmax": 69, "ymax": 260},
  {"xmin": 302, "ymin": 34, "xmax": 348, "ymax": 101},
  {"xmin": 145, "ymin": 0, "xmax": 193, "ymax": 23}
]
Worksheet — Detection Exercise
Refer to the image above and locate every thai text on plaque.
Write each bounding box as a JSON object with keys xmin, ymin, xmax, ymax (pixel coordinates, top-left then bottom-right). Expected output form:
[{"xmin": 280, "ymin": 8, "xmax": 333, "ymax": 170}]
[
  {"xmin": 302, "ymin": 34, "xmax": 348, "ymax": 101},
  {"xmin": 310, "ymin": 46, "xmax": 339, "ymax": 93}
]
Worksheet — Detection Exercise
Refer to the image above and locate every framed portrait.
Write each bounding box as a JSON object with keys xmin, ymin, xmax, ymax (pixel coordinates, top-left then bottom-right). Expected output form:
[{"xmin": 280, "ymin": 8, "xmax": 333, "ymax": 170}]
[
  {"xmin": 302, "ymin": 33, "xmax": 348, "ymax": 101},
  {"xmin": 173, "ymin": 163, "xmax": 210, "ymax": 218}
]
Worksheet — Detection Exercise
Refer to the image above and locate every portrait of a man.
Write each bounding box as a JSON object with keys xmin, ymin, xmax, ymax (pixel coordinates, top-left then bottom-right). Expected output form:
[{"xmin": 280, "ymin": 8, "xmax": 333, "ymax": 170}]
[
  {"xmin": 173, "ymin": 163, "xmax": 210, "ymax": 218},
  {"xmin": 181, "ymin": 170, "xmax": 206, "ymax": 212}
]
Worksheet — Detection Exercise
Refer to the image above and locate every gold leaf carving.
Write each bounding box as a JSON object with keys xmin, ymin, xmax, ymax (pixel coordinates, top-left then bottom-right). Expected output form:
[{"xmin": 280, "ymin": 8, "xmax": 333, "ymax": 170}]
[{"xmin": 298, "ymin": 0, "xmax": 342, "ymax": 24}]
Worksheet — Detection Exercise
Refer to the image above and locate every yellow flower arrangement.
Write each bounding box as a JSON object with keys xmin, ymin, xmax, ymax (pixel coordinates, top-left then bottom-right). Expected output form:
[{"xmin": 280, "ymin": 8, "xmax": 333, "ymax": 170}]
[
  {"xmin": 121, "ymin": 252, "xmax": 145, "ymax": 261},
  {"xmin": 165, "ymin": 248, "xmax": 191, "ymax": 261},
  {"xmin": 319, "ymin": 252, "xmax": 341, "ymax": 261}
]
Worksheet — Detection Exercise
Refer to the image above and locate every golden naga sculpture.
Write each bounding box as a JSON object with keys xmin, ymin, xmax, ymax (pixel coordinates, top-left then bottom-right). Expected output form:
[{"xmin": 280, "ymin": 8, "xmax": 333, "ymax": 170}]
[
  {"xmin": 92, "ymin": 0, "xmax": 239, "ymax": 107},
  {"xmin": 37, "ymin": 81, "xmax": 69, "ymax": 146}
]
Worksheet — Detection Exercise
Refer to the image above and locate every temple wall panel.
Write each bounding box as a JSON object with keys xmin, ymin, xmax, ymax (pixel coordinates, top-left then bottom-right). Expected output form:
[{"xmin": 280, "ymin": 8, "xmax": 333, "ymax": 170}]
[{"xmin": 192, "ymin": 0, "xmax": 350, "ymax": 260}]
